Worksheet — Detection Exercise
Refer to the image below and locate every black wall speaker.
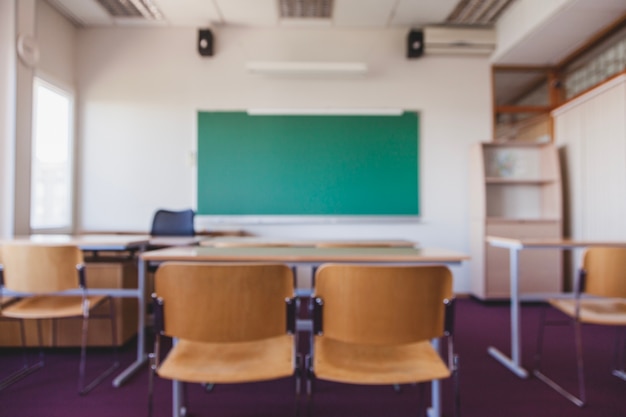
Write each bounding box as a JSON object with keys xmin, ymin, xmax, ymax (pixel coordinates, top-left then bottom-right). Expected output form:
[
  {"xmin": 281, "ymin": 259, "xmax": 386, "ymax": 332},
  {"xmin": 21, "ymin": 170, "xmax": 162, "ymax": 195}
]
[
  {"xmin": 198, "ymin": 29, "xmax": 213, "ymax": 57},
  {"xmin": 407, "ymin": 29, "xmax": 424, "ymax": 58}
]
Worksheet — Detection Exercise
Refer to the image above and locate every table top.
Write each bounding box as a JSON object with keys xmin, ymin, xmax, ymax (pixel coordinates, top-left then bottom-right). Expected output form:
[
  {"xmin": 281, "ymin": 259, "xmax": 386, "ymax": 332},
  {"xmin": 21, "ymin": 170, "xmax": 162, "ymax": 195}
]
[
  {"xmin": 3, "ymin": 234, "xmax": 206, "ymax": 251},
  {"xmin": 141, "ymin": 245, "xmax": 469, "ymax": 264},
  {"xmin": 201, "ymin": 237, "xmax": 417, "ymax": 248},
  {"xmin": 487, "ymin": 235, "xmax": 626, "ymax": 249},
  {"xmin": 148, "ymin": 236, "xmax": 207, "ymax": 247},
  {"xmin": 5, "ymin": 234, "xmax": 151, "ymax": 250}
]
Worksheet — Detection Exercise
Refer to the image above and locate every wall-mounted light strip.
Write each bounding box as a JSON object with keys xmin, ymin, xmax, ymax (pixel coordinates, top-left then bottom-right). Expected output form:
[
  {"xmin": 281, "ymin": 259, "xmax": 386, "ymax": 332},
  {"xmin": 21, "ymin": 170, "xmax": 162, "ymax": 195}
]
[
  {"xmin": 246, "ymin": 61, "xmax": 368, "ymax": 76},
  {"xmin": 247, "ymin": 108, "xmax": 403, "ymax": 116}
]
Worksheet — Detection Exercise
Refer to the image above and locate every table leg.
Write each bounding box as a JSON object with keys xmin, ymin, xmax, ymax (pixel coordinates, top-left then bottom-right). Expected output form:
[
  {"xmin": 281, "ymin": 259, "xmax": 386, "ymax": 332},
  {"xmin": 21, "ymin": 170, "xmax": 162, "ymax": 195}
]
[
  {"xmin": 487, "ymin": 247, "xmax": 529, "ymax": 378},
  {"xmin": 112, "ymin": 257, "xmax": 149, "ymax": 387}
]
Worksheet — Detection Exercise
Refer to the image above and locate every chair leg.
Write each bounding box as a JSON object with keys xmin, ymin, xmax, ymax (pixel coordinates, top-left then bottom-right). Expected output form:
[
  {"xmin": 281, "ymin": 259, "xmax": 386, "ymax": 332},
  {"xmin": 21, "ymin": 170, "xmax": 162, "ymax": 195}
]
[
  {"xmin": 611, "ymin": 327, "xmax": 626, "ymax": 381},
  {"xmin": 172, "ymin": 380, "xmax": 188, "ymax": 417},
  {"xmin": 0, "ymin": 319, "xmax": 44, "ymax": 391},
  {"xmin": 78, "ymin": 297, "xmax": 120, "ymax": 395},
  {"xmin": 416, "ymin": 382, "xmax": 427, "ymax": 417},
  {"xmin": 532, "ymin": 305, "xmax": 586, "ymax": 407},
  {"xmin": 452, "ymin": 354, "xmax": 461, "ymax": 417},
  {"xmin": 148, "ymin": 352, "xmax": 157, "ymax": 417},
  {"xmin": 305, "ymin": 355, "xmax": 315, "ymax": 417},
  {"xmin": 573, "ymin": 321, "xmax": 586, "ymax": 404},
  {"xmin": 294, "ymin": 353, "xmax": 302, "ymax": 417}
]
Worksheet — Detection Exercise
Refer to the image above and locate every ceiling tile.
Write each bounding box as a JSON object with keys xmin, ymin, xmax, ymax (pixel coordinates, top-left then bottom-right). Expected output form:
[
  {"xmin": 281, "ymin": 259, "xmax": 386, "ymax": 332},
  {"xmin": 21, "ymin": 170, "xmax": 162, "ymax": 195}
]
[
  {"xmin": 156, "ymin": 0, "xmax": 222, "ymax": 27},
  {"xmin": 213, "ymin": 0, "xmax": 279, "ymax": 27},
  {"xmin": 48, "ymin": 0, "xmax": 113, "ymax": 26},
  {"xmin": 332, "ymin": 0, "xmax": 398, "ymax": 27},
  {"xmin": 390, "ymin": 0, "xmax": 460, "ymax": 27}
]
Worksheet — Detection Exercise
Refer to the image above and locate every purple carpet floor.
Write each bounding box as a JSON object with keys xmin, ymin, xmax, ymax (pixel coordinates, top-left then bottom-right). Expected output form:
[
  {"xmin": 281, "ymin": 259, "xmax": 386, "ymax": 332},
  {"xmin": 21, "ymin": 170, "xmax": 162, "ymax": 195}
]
[{"xmin": 1, "ymin": 298, "xmax": 624, "ymax": 417}]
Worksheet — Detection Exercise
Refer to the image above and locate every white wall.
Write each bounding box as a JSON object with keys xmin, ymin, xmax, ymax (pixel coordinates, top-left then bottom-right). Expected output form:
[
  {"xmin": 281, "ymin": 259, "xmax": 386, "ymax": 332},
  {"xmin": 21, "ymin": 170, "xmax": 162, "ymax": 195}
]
[
  {"xmin": 493, "ymin": 0, "xmax": 572, "ymax": 61},
  {"xmin": 13, "ymin": 0, "xmax": 37, "ymax": 235},
  {"xmin": 36, "ymin": 0, "xmax": 76, "ymax": 88},
  {"xmin": 553, "ymin": 75, "xmax": 626, "ymax": 277},
  {"xmin": 0, "ymin": 0, "xmax": 16, "ymax": 238},
  {"xmin": 71, "ymin": 27, "xmax": 493, "ymax": 292},
  {"xmin": 9, "ymin": 0, "xmax": 77, "ymax": 234}
]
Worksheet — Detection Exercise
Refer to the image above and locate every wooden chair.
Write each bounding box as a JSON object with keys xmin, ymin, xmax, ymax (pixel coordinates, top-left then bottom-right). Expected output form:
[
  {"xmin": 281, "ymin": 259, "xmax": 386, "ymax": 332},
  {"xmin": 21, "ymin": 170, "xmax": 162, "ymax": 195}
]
[
  {"xmin": 306, "ymin": 264, "xmax": 459, "ymax": 417},
  {"xmin": 0, "ymin": 243, "xmax": 119, "ymax": 394},
  {"xmin": 148, "ymin": 262, "xmax": 300, "ymax": 417},
  {"xmin": 534, "ymin": 247, "xmax": 626, "ymax": 407}
]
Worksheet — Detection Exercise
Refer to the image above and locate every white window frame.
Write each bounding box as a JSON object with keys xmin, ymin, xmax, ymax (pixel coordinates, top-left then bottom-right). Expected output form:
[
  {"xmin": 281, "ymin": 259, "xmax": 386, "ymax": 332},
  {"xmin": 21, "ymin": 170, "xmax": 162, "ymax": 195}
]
[{"xmin": 30, "ymin": 76, "xmax": 75, "ymax": 233}]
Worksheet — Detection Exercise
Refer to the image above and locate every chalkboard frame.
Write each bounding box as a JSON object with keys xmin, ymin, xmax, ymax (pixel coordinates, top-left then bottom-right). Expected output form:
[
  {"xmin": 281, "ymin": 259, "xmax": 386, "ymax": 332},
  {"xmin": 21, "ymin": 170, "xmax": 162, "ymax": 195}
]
[{"xmin": 196, "ymin": 111, "xmax": 420, "ymax": 221}]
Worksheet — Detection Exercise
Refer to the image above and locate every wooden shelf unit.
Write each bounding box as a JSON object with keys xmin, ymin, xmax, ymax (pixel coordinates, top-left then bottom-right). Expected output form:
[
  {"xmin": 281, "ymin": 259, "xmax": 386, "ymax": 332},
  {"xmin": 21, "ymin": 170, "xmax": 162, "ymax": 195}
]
[{"xmin": 470, "ymin": 142, "xmax": 563, "ymax": 300}]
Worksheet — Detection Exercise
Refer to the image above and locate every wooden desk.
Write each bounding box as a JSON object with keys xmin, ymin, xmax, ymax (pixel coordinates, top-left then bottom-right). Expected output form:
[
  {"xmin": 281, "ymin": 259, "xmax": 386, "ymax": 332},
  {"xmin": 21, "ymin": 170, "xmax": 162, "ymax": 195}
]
[
  {"xmin": 9, "ymin": 233, "xmax": 150, "ymax": 251},
  {"xmin": 148, "ymin": 236, "xmax": 208, "ymax": 248},
  {"xmin": 201, "ymin": 236, "xmax": 417, "ymax": 248},
  {"xmin": 141, "ymin": 244, "xmax": 468, "ymax": 417},
  {"xmin": 144, "ymin": 245, "xmax": 461, "ymax": 263},
  {"xmin": 9, "ymin": 234, "xmax": 206, "ymax": 249},
  {"xmin": 486, "ymin": 236, "xmax": 626, "ymax": 379},
  {"xmin": 1, "ymin": 234, "xmax": 153, "ymax": 389},
  {"xmin": 0, "ymin": 234, "xmax": 210, "ymax": 389}
]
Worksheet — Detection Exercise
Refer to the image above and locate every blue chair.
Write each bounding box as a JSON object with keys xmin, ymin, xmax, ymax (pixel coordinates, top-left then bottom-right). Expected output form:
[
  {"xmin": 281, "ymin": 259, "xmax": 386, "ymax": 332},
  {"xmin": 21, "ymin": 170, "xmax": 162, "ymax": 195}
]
[{"xmin": 150, "ymin": 209, "xmax": 195, "ymax": 237}]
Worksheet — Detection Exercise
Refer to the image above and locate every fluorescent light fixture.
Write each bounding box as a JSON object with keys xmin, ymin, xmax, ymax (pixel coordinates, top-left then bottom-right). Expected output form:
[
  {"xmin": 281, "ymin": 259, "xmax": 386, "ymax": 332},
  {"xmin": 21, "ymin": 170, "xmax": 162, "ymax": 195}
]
[
  {"xmin": 246, "ymin": 61, "xmax": 368, "ymax": 76},
  {"xmin": 247, "ymin": 108, "xmax": 403, "ymax": 116}
]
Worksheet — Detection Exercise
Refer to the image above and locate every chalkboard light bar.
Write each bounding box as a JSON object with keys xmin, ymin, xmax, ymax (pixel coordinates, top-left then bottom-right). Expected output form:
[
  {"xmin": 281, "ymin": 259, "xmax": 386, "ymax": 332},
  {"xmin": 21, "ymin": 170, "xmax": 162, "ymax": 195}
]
[
  {"xmin": 247, "ymin": 108, "xmax": 403, "ymax": 116},
  {"xmin": 197, "ymin": 111, "xmax": 419, "ymax": 219},
  {"xmin": 246, "ymin": 61, "xmax": 368, "ymax": 76}
]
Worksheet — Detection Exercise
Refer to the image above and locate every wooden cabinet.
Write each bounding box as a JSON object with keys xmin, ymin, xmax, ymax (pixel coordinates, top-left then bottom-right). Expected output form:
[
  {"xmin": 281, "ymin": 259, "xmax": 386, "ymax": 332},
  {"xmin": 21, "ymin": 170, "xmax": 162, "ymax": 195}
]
[
  {"xmin": 470, "ymin": 142, "xmax": 563, "ymax": 299},
  {"xmin": 0, "ymin": 260, "xmax": 138, "ymax": 347}
]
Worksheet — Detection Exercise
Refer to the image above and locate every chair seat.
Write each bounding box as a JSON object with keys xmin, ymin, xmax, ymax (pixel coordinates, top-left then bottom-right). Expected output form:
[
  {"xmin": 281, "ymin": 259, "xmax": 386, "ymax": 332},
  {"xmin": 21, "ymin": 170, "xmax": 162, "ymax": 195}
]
[
  {"xmin": 157, "ymin": 334, "xmax": 294, "ymax": 384},
  {"xmin": 550, "ymin": 298, "xmax": 626, "ymax": 326},
  {"xmin": 313, "ymin": 337, "xmax": 450, "ymax": 385},
  {"xmin": 1, "ymin": 296, "xmax": 14, "ymax": 306},
  {"xmin": 1, "ymin": 295, "xmax": 108, "ymax": 319}
]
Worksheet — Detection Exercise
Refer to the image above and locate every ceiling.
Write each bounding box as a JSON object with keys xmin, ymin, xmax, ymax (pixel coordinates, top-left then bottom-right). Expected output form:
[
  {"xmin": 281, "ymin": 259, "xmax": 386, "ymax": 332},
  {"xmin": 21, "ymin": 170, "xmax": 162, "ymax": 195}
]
[
  {"xmin": 47, "ymin": 0, "xmax": 625, "ymax": 66},
  {"xmin": 48, "ymin": 0, "xmax": 508, "ymax": 29}
]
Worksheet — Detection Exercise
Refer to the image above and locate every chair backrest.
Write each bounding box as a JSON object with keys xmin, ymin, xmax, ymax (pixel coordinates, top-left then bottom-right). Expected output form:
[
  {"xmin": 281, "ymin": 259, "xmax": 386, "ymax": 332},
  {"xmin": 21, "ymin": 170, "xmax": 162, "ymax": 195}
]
[
  {"xmin": 0, "ymin": 244, "xmax": 83, "ymax": 293},
  {"xmin": 314, "ymin": 264, "xmax": 453, "ymax": 346},
  {"xmin": 582, "ymin": 247, "xmax": 626, "ymax": 298},
  {"xmin": 150, "ymin": 209, "xmax": 195, "ymax": 236},
  {"xmin": 154, "ymin": 262, "xmax": 293, "ymax": 343}
]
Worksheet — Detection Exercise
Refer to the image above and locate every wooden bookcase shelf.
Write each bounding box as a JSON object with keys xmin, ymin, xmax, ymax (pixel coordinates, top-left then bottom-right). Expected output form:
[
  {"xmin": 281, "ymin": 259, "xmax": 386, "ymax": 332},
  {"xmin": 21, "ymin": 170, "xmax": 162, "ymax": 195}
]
[{"xmin": 470, "ymin": 142, "xmax": 563, "ymax": 300}]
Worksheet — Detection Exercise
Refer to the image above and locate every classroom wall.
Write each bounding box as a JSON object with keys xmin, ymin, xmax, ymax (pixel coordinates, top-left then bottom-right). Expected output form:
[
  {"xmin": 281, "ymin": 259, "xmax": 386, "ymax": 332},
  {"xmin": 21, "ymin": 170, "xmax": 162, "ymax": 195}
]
[
  {"xmin": 67, "ymin": 20, "xmax": 494, "ymax": 292},
  {"xmin": 36, "ymin": 0, "xmax": 76, "ymax": 88},
  {"xmin": 0, "ymin": 0, "xmax": 16, "ymax": 238},
  {"xmin": 553, "ymin": 74, "xmax": 626, "ymax": 279},
  {"xmin": 7, "ymin": 0, "xmax": 77, "ymax": 236},
  {"xmin": 493, "ymin": 0, "xmax": 572, "ymax": 63},
  {"xmin": 13, "ymin": 0, "xmax": 38, "ymax": 235}
]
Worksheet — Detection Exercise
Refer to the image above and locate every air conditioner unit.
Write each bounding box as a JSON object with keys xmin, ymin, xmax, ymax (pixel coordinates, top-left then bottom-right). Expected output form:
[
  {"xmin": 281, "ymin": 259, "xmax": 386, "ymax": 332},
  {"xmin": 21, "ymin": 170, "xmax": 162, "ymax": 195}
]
[{"xmin": 423, "ymin": 26, "xmax": 496, "ymax": 55}]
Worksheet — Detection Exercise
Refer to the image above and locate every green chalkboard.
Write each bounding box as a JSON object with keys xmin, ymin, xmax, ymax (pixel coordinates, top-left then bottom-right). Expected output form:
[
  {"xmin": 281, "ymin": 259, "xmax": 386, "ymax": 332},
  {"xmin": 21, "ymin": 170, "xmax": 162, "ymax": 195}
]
[{"xmin": 197, "ymin": 111, "xmax": 419, "ymax": 216}]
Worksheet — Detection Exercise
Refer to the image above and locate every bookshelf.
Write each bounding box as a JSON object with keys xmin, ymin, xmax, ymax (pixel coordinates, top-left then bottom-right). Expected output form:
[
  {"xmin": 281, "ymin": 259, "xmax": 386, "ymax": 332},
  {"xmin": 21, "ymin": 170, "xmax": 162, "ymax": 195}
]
[{"xmin": 470, "ymin": 142, "xmax": 563, "ymax": 299}]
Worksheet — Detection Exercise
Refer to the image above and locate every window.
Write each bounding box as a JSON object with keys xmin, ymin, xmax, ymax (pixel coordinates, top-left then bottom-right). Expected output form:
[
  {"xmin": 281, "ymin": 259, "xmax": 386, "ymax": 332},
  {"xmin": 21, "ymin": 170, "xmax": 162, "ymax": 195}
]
[
  {"xmin": 563, "ymin": 26, "xmax": 626, "ymax": 99},
  {"xmin": 30, "ymin": 78, "xmax": 74, "ymax": 231}
]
